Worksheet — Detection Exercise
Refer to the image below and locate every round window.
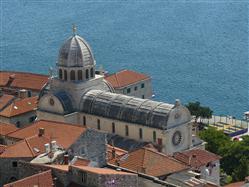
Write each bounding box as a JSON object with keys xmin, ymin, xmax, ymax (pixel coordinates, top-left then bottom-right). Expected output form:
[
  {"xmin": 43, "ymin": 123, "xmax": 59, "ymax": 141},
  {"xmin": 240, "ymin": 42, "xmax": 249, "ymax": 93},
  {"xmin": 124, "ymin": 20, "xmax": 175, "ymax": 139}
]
[
  {"xmin": 49, "ymin": 98, "xmax": 54, "ymax": 106},
  {"xmin": 172, "ymin": 131, "xmax": 182, "ymax": 146}
]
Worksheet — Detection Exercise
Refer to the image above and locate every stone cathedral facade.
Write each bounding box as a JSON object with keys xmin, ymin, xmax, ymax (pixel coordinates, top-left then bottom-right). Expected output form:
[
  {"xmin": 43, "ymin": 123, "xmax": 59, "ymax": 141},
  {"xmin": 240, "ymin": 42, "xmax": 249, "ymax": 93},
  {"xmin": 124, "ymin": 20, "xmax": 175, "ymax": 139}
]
[{"xmin": 38, "ymin": 29, "xmax": 204, "ymax": 155}]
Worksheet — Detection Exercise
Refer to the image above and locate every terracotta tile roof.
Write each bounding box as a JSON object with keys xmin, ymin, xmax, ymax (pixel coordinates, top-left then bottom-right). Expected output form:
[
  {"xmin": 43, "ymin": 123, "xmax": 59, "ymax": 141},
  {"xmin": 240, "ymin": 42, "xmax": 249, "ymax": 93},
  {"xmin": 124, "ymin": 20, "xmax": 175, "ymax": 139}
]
[
  {"xmin": 0, "ymin": 94, "xmax": 15, "ymax": 110},
  {"xmin": 224, "ymin": 182, "xmax": 246, "ymax": 187},
  {"xmin": 3, "ymin": 170, "xmax": 53, "ymax": 187},
  {"xmin": 0, "ymin": 144, "xmax": 7, "ymax": 154},
  {"xmin": 44, "ymin": 164, "xmax": 69, "ymax": 172},
  {"xmin": 107, "ymin": 144, "xmax": 127, "ymax": 161},
  {"xmin": 0, "ymin": 71, "xmax": 48, "ymax": 91},
  {"xmin": 109, "ymin": 147, "xmax": 189, "ymax": 177},
  {"xmin": 0, "ymin": 96, "xmax": 38, "ymax": 117},
  {"xmin": 0, "ymin": 122, "xmax": 18, "ymax": 135},
  {"xmin": 105, "ymin": 69, "xmax": 150, "ymax": 88},
  {"xmin": 0, "ymin": 135, "xmax": 50, "ymax": 158},
  {"xmin": 173, "ymin": 149, "xmax": 221, "ymax": 168},
  {"xmin": 71, "ymin": 165, "xmax": 136, "ymax": 175},
  {"xmin": 6, "ymin": 120, "xmax": 86, "ymax": 149}
]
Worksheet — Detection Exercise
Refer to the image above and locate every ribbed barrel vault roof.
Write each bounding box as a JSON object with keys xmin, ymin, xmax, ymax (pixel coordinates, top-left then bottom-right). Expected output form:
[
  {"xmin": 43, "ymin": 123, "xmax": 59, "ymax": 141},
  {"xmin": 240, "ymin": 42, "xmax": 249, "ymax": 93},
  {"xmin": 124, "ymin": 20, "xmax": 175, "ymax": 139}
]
[{"xmin": 80, "ymin": 90, "xmax": 174, "ymax": 129}]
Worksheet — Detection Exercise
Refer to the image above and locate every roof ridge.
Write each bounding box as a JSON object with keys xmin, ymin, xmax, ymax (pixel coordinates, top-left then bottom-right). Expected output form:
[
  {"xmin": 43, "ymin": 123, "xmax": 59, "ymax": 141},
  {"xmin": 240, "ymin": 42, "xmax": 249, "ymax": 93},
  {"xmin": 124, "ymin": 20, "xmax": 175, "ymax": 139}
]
[
  {"xmin": 24, "ymin": 138, "xmax": 36, "ymax": 157},
  {"xmin": 0, "ymin": 71, "xmax": 49, "ymax": 78},
  {"xmin": 114, "ymin": 73, "xmax": 120, "ymax": 88}
]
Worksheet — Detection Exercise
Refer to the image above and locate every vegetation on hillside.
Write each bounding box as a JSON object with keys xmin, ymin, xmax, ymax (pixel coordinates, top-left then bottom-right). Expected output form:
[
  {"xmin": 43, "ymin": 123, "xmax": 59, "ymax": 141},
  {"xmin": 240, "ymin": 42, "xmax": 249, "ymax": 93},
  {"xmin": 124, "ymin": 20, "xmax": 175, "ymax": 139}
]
[{"xmin": 199, "ymin": 127, "xmax": 249, "ymax": 182}]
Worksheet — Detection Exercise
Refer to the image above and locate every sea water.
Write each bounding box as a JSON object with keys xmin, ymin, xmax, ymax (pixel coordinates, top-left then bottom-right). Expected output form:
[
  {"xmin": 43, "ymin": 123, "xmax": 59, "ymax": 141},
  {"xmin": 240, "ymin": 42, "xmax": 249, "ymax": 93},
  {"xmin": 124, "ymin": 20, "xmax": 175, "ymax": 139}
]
[{"xmin": 1, "ymin": 0, "xmax": 248, "ymax": 118}]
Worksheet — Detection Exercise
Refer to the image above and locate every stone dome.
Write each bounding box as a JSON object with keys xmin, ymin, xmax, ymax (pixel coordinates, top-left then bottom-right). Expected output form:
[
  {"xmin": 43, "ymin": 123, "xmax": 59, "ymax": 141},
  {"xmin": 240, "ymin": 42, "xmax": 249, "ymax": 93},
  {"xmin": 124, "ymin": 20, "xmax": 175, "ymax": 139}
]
[{"xmin": 57, "ymin": 35, "xmax": 95, "ymax": 67}]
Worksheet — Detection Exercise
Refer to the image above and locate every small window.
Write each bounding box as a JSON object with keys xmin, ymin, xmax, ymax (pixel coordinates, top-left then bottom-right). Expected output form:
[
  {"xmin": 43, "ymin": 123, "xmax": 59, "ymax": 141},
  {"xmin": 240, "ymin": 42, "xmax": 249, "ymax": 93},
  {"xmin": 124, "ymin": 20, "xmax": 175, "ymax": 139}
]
[
  {"xmin": 125, "ymin": 125, "xmax": 129, "ymax": 136},
  {"xmin": 29, "ymin": 116, "xmax": 36, "ymax": 123},
  {"xmin": 86, "ymin": 69, "xmax": 89, "ymax": 79},
  {"xmin": 12, "ymin": 161, "xmax": 17, "ymax": 167},
  {"xmin": 83, "ymin": 116, "xmax": 86, "ymax": 126},
  {"xmin": 16, "ymin": 121, "xmax": 20, "ymax": 128},
  {"xmin": 139, "ymin": 128, "xmax": 143, "ymax": 139},
  {"xmin": 27, "ymin": 90, "xmax": 32, "ymax": 97},
  {"xmin": 127, "ymin": 88, "xmax": 131, "ymax": 93},
  {"xmin": 78, "ymin": 70, "xmax": 83, "ymax": 80},
  {"xmin": 153, "ymin": 131, "xmax": 156, "ymax": 142},
  {"xmin": 81, "ymin": 171, "xmax": 87, "ymax": 183},
  {"xmin": 141, "ymin": 83, "xmax": 145, "ymax": 88},
  {"xmin": 134, "ymin": 86, "xmax": 137, "ymax": 91},
  {"xmin": 142, "ymin": 95, "xmax": 145, "ymax": 99},
  {"xmin": 64, "ymin": 70, "xmax": 67, "ymax": 81},
  {"xmin": 97, "ymin": 119, "xmax": 100, "ymax": 130},
  {"xmin": 90, "ymin": 68, "xmax": 94, "ymax": 78},
  {"xmin": 70, "ymin": 70, "xmax": 75, "ymax": 81},
  {"xmin": 112, "ymin": 122, "xmax": 115, "ymax": 133},
  {"xmin": 59, "ymin": 69, "xmax": 63, "ymax": 79}
]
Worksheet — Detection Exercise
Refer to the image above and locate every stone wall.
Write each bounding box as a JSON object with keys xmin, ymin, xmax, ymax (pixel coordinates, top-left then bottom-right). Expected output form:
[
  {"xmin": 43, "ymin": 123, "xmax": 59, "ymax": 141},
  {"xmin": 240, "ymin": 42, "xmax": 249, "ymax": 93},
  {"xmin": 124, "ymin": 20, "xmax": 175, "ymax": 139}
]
[{"xmin": 69, "ymin": 128, "xmax": 107, "ymax": 167}]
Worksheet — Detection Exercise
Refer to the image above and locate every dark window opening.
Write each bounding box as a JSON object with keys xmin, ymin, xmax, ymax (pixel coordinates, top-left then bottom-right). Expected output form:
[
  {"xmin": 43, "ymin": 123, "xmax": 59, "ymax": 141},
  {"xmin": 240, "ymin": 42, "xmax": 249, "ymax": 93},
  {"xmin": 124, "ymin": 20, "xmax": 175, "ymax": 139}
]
[
  {"xmin": 97, "ymin": 119, "xmax": 100, "ymax": 130},
  {"xmin": 134, "ymin": 86, "xmax": 137, "ymax": 91},
  {"xmin": 142, "ymin": 95, "xmax": 145, "ymax": 99},
  {"xmin": 112, "ymin": 122, "xmax": 115, "ymax": 133},
  {"xmin": 127, "ymin": 88, "xmax": 131, "ymax": 93},
  {"xmin": 12, "ymin": 161, "xmax": 17, "ymax": 167},
  {"xmin": 86, "ymin": 69, "xmax": 89, "ymax": 79},
  {"xmin": 64, "ymin": 70, "xmax": 67, "ymax": 81},
  {"xmin": 70, "ymin": 70, "xmax": 75, "ymax": 81},
  {"xmin": 29, "ymin": 116, "xmax": 36, "ymax": 123},
  {"xmin": 81, "ymin": 171, "xmax": 87, "ymax": 183},
  {"xmin": 153, "ymin": 131, "xmax": 156, "ymax": 142},
  {"xmin": 90, "ymin": 68, "xmax": 94, "ymax": 77},
  {"xmin": 125, "ymin": 125, "xmax": 129, "ymax": 136},
  {"xmin": 16, "ymin": 121, "xmax": 20, "ymax": 128},
  {"xmin": 83, "ymin": 116, "xmax": 86, "ymax": 126},
  {"xmin": 59, "ymin": 69, "xmax": 63, "ymax": 79},
  {"xmin": 141, "ymin": 83, "xmax": 145, "ymax": 88},
  {"xmin": 139, "ymin": 128, "xmax": 143, "ymax": 139},
  {"xmin": 78, "ymin": 70, "xmax": 83, "ymax": 80}
]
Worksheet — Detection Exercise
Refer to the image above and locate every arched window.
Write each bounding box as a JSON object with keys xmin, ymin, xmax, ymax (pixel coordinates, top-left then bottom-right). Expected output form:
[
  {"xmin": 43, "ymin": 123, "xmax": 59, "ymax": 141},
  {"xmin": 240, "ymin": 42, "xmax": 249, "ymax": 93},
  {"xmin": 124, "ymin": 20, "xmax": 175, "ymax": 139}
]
[
  {"xmin": 70, "ymin": 70, "xmax": 75, "ymax": 81},
  {"xmin": 125, "ymin": 125, "xmax": 129, "ymax": 136},
  {"xmin": 83, "ymin": 116, "xmax": 86, "ymax": 126},
  {"xmin": 78, "ymin": 70, "xmax": 83, "ymax": 80},
  {"xmin": 97, "ymin": 119, "xmax": 100, "ymax": 130},
  {"xmin": 90, "ymin": 68, "xmax": 94, "ymax": 78},
  {"xmin": 59, "ymin": 69, "xmax": 63, "ymax": 79},
  {"xmin": 64, "ymin": 70, "xmax": 67, "ymax": 81},
  {"xmin": 153, "ymin": 131, "xmax": 156, "ymax": 142},
  {"xmin": 112, "ymin": 122, "xmax": 115, "ymax": 133},
  {"xmin": 139, "ymin": 128, "xmax": 143, "ymax": 139},
  {"xmin": 86, "ymin": 69, "xmax": 89, "ymax": 79}
]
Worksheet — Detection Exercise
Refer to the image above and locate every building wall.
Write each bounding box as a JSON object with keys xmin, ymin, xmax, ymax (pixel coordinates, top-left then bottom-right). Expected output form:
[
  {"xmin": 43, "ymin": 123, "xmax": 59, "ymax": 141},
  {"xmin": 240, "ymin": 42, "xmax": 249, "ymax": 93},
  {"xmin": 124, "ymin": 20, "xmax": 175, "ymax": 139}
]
[
  {"xmin": 200, "ymin": 160, "xmax": 220, "ymax": 186},
  {"xmin": 0, "ymin": 158, "xmax": 32, "ymax": 186},
  {"xmin": 0, "ymin": 111, "xmax": 37, "ymax": 128},
  {"xmin": 69, "ymin": 128, "xmax": 107, "ymax": 167},
  {"xmin": 70, "ymin": 166, "xmax": 138, "ymax": 187},
  {"xmin": 115, "ymin": 79, "xmax": 152, "ymax": 99}
]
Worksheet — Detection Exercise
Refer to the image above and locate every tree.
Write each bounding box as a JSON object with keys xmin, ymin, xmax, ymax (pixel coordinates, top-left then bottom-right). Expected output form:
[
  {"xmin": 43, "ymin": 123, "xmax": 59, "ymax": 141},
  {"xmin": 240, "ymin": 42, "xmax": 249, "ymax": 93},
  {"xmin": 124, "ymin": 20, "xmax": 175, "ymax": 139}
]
[
  {"xmin": 199, "ymin": 128, "xmax": 249, "ymax": 182},
  {"xmin": 185, "ymin": 101, "xmax": 213, "ymax": 122}
]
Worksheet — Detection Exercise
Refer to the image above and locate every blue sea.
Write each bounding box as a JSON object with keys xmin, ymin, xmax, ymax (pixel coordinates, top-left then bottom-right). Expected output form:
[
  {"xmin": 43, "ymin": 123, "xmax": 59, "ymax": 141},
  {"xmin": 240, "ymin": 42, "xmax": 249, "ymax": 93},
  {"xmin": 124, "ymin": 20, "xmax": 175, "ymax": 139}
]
[{"xmin": 1, "ymin": 0, "xmax": 248, "ymax": 118}]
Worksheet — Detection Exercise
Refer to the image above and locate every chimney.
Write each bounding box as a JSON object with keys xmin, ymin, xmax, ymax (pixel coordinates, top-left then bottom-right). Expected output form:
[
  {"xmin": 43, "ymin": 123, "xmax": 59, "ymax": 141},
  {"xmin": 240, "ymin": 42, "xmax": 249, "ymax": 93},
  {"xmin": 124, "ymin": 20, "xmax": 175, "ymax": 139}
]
[
  {"xmin": 51, "ymin": 140, "xmax": 57, "ymax": 152},
  {"xmin": 45, "ymin": 143, "xmax": 50, "ymax": 153},
  {"xmin": 64, "ymin": 154, "xmax": 69, "ymax": 165},
  {"xmin": 18, "ymin": 89, "xmax": 29, "ymax": 99},
  {"xmin": 38, "ymin": 128, "xmax": 45, "ymax": 136},
  {"xmin": 189, "ymin": 154, "xmax": 197, "ymax": 165}
]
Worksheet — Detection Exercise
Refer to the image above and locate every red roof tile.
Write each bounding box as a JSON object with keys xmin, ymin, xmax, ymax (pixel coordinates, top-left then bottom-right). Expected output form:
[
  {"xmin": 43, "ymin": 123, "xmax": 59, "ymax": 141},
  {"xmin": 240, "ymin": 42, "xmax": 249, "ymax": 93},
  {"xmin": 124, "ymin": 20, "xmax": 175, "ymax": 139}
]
[
  {"xmin": 109, "ymin": 147, "xmax": 189, "ymax": 177},
  {"xmin": 3, "ymin": 170, "xmax": 53, "ymax": 187},
  {"xmin": 173, "ymin": 149, "xmax": 221, "ymax": 168},
  {"xmin": 73, "ymin": 157, "xmax": 91, "ymax": 167},
  {"xmin": 107, "ymin": 144, "xmax": 127, "ymax": 161},
  {"xmin": 0, "ymin": 71, "xmax": 48, "ymax": 91},
  {"xmin": 0, "ymin": 122, "xmax": 18, "ymax": 135},
  {"xmin": 0, "ymin": 135, "xmax": 50, "ymax": 158},
  {"xmin": 6, "ymin": 120, "xmax": 86, "ymax": 149},
  {"xmin": 105, "ymin": 70, "xmax": 150, "ymax": 88},
  {"xmin": 0, "ymin": 94, "xmax": 15, "ymax": 110},
  {"xmin": 0, "ymin": 96, "xmax": 38, "ymax": 117}
]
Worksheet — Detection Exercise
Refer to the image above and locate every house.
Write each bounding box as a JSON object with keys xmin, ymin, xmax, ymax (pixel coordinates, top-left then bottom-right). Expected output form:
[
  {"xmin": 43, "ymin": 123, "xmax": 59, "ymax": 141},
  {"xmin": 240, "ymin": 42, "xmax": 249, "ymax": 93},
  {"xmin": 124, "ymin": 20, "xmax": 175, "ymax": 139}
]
[
  {"xmin": 105, "ymin": 69, "xmax": 153, "ymax": 99},
  {"xmin": 0, "ymin": 95, "xmax": 38, "ymax": 127},
  {"xmin": 0, "ymin": 120, "xmax": 107, "ymax": 186},
  {"xmin": 174, "ymin": 149, "xmax": 221, "ymax": 186},
  {"xmin": 0, "ymin": 71, "xmax": 48, "ymax": 96}
]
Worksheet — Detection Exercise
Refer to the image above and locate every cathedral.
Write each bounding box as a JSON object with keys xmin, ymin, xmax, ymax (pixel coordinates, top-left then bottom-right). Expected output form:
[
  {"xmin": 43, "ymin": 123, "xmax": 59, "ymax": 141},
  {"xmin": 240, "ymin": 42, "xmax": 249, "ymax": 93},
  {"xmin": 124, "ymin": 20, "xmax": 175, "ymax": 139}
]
[{"xmin": 38, "ymin": 27, "xmax": 204, "ymax": 155}]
